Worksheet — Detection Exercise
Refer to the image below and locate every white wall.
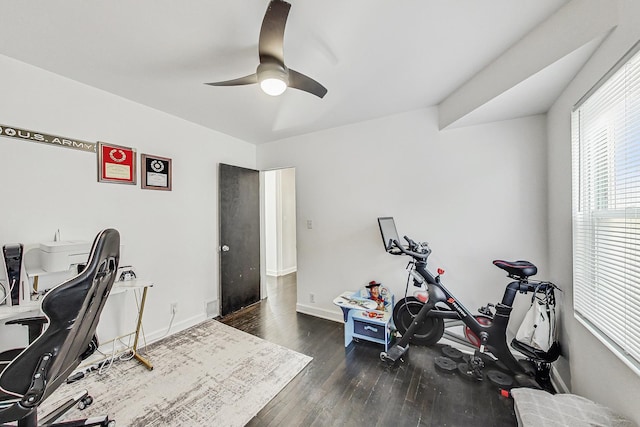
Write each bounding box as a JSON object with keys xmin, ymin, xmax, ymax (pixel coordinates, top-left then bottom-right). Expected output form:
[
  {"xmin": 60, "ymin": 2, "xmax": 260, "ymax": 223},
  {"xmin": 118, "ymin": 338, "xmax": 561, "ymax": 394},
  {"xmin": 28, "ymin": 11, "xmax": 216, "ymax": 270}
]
[
  {"xmin": 547, "ymin": 0, "xmax": 640, "ymax": 423},
  {"xmin": 257, "ymin": 108, "xmax": 549, "ymax": 336},
  {"xmin": 0, "ymin": 54, "xmax": 256, "ymax": 348}
]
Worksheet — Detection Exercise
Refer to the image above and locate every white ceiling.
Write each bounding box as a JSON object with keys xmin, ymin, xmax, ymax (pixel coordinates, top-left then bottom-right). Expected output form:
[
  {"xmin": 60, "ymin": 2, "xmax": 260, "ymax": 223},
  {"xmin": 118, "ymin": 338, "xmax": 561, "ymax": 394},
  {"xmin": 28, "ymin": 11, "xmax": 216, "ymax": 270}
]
[{"xmin": 0, "ymin": 0, "xmax": 587, "ymax": 144}]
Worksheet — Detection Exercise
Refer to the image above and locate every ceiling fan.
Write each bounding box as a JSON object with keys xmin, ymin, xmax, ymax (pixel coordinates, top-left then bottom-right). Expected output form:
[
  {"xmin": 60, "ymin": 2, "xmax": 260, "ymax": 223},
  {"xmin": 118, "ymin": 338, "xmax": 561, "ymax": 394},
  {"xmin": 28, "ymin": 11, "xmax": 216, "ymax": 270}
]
[{"xmin": 205, "ymin": 0, "xmax": 327, "ymax": 98}]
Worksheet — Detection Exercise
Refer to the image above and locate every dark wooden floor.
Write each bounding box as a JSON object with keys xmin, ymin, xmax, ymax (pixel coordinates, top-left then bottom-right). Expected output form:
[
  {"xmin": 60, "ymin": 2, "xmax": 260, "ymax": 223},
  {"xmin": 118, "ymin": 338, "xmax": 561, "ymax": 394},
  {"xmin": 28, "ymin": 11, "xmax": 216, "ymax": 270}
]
[{"xmin": 220, "ymin": 274, "xmax": 517, "ymax": 427}]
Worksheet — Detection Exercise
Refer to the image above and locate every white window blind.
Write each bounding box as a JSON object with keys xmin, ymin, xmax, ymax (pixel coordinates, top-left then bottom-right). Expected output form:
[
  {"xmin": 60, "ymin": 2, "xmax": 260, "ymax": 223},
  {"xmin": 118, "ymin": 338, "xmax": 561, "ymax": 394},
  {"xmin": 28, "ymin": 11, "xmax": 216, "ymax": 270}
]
[{"xmin": 572, "ymin": 41, "xmax": 640, "ymax": 375}]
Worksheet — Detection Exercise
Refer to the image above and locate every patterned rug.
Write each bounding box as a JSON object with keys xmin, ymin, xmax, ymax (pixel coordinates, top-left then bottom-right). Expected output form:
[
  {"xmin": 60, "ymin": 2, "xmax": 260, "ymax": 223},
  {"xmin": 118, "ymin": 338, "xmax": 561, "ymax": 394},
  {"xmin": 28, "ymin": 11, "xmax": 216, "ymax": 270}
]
[{"xmin": 41, "ymin": 320, "xmax": 312, "ymax": 426}]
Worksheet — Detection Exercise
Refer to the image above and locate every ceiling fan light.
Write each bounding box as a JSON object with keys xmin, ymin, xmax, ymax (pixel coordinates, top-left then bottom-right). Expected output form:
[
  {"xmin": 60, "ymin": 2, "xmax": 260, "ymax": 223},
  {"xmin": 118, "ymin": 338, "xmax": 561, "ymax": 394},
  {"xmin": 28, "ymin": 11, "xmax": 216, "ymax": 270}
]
[
  {"xmin": 257, "ymin": 62, "xmax": 289, "ymax": 96},
  {"xmin": 260, "ymin": 77, "xmax": 287, "ymax": 96}
]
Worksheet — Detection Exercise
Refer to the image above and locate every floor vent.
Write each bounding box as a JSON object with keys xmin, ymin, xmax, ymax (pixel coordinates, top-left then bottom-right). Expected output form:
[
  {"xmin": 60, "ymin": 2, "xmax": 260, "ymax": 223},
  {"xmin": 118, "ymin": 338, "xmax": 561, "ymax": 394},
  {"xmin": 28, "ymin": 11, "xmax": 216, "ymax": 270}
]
[{"xmin": 206, "ymin": 300, "xmax": 218, "ymax": 318}]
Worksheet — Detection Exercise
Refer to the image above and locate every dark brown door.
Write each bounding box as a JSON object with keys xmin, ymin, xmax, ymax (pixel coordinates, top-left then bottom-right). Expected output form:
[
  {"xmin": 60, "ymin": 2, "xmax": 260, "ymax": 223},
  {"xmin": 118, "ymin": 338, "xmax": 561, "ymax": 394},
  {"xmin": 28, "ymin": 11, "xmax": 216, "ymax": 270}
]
[{"xmin": 219, "ymin": 163, "xmax": 260, "ymax": 316}]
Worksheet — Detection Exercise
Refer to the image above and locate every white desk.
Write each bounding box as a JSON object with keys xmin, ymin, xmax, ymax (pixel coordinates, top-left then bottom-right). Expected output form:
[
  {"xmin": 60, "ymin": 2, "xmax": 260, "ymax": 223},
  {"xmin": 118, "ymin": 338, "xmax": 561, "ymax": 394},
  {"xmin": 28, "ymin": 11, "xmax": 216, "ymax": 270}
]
[
  {"xmin": 0, "ymin": 279, "xmax": 154, "ymax": 370},
  {"xmin": 0, "ymin": 300, "xmax": 40, "ymax": 321}
]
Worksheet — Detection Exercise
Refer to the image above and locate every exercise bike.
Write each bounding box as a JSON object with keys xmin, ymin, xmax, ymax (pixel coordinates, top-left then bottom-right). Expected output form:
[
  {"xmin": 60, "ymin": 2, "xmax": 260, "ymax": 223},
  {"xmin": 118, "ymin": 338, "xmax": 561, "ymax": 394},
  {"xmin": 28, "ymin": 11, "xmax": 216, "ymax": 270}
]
[{"xmin": 377, "ymin": 217, "xmax": 560, "ymax": 388}]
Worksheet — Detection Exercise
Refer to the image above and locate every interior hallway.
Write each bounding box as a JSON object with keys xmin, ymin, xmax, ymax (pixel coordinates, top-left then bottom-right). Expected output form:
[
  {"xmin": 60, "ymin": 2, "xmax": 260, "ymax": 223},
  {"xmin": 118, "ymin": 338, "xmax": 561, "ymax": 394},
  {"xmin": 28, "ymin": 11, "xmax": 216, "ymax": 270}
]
[{"xmin": 220, "ymin": 274, "xmax": 518, "ymax": 427}]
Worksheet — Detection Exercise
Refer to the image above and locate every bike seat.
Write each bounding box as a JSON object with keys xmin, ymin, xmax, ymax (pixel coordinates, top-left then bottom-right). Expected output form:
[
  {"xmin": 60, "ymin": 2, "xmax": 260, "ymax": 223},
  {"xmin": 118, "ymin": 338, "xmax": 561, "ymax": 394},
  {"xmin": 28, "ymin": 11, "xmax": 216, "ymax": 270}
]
[{"xmin": 493, "ymin": 260, "xmax": 537, "ymax": 278}]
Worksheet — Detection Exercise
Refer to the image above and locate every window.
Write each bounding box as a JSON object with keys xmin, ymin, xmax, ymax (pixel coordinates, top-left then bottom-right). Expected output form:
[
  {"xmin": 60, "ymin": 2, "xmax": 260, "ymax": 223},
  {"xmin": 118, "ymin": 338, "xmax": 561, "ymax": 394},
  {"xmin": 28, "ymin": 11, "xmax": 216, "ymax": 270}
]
[{"xmin": 572, "ymin": 41, "xmax": 640, "ymax": 375}]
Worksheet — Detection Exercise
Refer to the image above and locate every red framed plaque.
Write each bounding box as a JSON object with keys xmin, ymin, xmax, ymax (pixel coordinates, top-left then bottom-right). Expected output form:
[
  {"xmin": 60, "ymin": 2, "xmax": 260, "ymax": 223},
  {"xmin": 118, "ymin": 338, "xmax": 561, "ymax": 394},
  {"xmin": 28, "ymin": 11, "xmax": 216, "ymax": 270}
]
[{"xmin": 97, "ymin": 142, "xmax": 137, "ymax": 185}]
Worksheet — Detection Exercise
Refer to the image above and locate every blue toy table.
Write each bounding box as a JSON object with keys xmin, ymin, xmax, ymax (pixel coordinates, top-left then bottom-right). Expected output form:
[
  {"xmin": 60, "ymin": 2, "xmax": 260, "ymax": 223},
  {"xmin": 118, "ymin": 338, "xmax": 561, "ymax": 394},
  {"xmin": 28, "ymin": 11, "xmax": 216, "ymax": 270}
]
[{"xmin": 333, "ymin": 291, "xmax": 394, "ymax": 351}]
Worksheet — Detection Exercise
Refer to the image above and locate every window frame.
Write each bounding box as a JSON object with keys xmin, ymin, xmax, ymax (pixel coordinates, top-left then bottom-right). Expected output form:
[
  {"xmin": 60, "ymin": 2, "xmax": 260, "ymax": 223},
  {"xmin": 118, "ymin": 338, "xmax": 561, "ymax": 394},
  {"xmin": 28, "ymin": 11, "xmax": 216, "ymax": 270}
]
[{"xmin": 571, "ymin": 39, "xmax": 640, "ymax": 377}]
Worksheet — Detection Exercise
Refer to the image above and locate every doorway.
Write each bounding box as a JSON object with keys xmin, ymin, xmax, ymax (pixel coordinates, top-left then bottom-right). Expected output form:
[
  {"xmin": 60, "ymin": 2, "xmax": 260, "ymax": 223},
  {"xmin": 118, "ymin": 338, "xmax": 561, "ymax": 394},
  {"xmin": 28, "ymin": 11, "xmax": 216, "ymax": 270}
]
[{"xmin": 263, "ymin": 168, "xmax": 297, "ymax": 299}]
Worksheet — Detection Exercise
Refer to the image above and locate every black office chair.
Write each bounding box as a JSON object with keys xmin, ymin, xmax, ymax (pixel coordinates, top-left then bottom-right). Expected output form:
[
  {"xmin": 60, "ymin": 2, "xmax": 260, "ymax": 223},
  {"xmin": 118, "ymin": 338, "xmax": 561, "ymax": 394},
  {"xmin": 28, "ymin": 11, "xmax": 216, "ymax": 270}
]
[{"xmin": 0, "ymin": 228, "xmax": 120, "ymax": 427}]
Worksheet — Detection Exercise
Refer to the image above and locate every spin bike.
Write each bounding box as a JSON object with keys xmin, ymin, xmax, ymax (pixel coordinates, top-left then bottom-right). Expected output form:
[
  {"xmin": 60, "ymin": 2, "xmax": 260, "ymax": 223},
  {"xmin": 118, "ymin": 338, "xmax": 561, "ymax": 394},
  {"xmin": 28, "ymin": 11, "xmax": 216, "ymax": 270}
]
[{"xmin": 379, "ymin": 227, "xmax": 559, "ymax": 386}]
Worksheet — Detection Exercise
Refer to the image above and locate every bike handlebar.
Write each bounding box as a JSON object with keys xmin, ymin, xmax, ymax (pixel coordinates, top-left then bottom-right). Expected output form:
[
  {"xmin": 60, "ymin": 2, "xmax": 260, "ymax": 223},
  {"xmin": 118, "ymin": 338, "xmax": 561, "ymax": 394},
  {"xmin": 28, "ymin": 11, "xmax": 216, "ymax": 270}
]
[{"xmin": 391, "ymin": 236, "xmax": 431, "ymax": 260}]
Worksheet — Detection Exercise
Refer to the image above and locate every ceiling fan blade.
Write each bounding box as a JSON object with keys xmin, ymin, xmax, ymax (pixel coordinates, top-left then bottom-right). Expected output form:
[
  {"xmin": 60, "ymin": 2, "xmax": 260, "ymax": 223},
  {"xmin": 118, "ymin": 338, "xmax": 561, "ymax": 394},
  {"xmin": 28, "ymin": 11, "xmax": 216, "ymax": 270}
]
[
  {"xmin": 288, "ymin": 69, "xmax": 327, "ymax": 98},
  {"xmin": 258, "ymin": 0, "xmax": 290, "ymax": 65},
  {"xmin": 205, "ymin": 74, "xmax": 258, "ymax": 86}
]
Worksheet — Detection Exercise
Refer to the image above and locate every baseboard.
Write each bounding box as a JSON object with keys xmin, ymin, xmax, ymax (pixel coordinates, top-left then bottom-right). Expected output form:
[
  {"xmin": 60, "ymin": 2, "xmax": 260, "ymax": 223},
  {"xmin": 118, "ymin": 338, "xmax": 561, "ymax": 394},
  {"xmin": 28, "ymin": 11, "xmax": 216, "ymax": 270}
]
[
  {"xmin": 267, "ymin": 267, "xmax": 297, "ymax": 277},
  {"xmin": 296, "ymin": 303, "xmax": 342, "ymax": 323},
  {"xmin": 150, "ymin": 313, "xmax": 208, "ymax": 343},
  {"xmin": 550, "ymin": 364, "xmax": 570, "ymax": 393}
]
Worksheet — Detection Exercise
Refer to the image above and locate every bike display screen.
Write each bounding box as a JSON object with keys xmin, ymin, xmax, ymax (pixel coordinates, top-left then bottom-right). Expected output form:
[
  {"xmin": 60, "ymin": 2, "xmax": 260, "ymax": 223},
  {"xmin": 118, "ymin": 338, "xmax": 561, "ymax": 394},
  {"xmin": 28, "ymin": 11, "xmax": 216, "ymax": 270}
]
[{"xmin": 377, "ymin": 217, "xmax": 400, "ymax": 253}]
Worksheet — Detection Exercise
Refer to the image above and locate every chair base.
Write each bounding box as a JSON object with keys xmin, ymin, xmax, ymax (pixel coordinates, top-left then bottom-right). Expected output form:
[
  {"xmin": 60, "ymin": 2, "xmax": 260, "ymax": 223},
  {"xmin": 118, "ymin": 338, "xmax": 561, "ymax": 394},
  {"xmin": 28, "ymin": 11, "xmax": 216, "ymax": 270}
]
[
  {"xmin": 5, "ymin": 390, "xmax": 115, "ymax": 427},
  {"xmin": 30, "ymin": 415, "xmax": 114, "ymax": 426},
  {"xmin": 9, "ymin": 413, "xmax": 114, "ymax": 427}
]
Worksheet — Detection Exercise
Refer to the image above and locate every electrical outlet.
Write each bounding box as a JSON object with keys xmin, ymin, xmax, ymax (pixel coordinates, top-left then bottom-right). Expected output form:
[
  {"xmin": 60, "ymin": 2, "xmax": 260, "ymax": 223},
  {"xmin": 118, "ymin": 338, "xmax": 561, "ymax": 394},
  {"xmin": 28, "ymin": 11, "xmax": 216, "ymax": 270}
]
[
  {"xmin": 170, "ymin": 302, "xmax": 178, "ymax": 315},
  {"xmin": 309, "ymin": 293, "xmax": 315, "ymax": 303}
]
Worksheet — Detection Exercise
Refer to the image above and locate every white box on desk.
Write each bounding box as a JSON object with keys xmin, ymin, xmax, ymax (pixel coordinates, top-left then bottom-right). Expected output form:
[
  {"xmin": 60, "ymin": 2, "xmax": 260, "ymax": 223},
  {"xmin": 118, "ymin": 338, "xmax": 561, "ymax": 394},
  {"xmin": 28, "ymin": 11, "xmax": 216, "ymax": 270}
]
[{"xmin": 39, "ymin": 241, "xmax": 91, "ymax": 272}]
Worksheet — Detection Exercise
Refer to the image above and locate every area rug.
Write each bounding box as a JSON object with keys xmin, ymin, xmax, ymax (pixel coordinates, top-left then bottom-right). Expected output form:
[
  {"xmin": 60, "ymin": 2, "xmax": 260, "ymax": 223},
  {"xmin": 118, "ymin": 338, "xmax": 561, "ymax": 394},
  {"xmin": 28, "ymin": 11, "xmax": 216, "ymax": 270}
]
[{"xmin": 41, "ymin": 319, "xmax": 312, "ymax": 426}]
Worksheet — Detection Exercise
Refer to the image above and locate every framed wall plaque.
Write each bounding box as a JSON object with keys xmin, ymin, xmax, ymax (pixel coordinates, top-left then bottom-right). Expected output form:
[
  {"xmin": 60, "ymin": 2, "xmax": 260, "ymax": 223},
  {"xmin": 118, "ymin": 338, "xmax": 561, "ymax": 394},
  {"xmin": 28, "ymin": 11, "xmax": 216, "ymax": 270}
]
[
  {"xmin": 97, "ymin": 142, "xmax": 137, "ymax": 184},
  {"xmin": 141, "ymin": 154, "xmax": 172, "ymax": 191}
]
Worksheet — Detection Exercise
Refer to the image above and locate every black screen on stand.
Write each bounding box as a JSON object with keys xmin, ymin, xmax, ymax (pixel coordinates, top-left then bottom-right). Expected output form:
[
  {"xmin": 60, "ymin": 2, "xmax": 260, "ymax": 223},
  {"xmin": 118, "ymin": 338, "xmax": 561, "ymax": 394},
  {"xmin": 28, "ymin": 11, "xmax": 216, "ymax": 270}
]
[{"xmin": 377, "ymin": 217, "xmax": 400, "ymax": 253}]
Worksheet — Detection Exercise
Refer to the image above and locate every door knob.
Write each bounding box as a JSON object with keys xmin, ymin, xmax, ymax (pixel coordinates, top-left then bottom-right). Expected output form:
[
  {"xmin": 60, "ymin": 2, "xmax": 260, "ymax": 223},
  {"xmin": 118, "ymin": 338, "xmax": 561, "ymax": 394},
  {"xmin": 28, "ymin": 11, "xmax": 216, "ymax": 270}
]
[{"xmin": 221, "ymin": 245, "xmax": 230, "ymax": 252}]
